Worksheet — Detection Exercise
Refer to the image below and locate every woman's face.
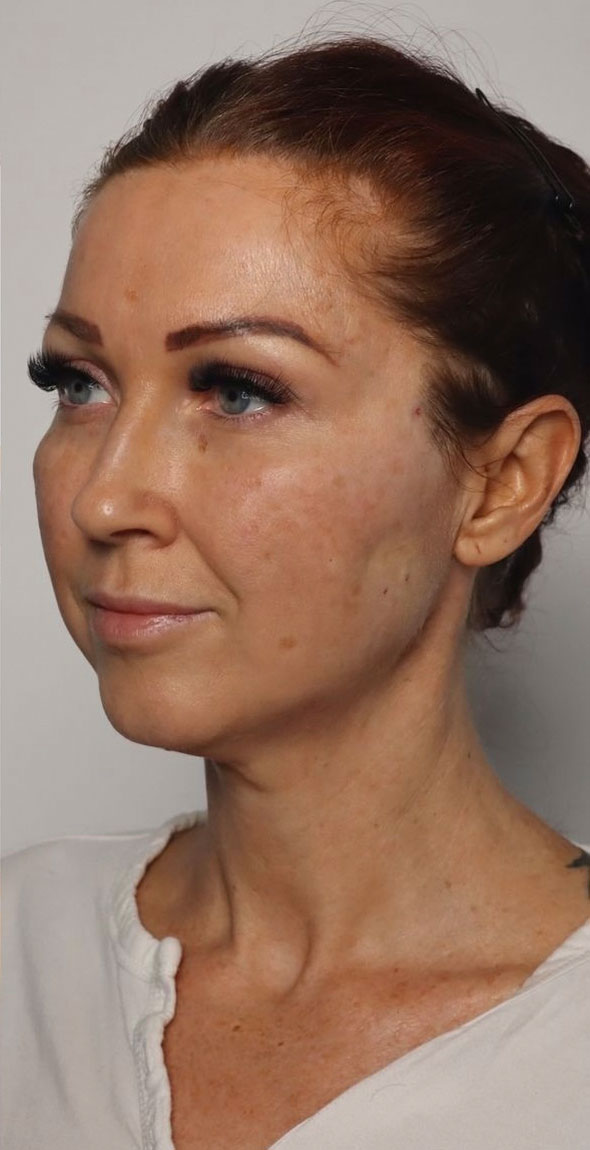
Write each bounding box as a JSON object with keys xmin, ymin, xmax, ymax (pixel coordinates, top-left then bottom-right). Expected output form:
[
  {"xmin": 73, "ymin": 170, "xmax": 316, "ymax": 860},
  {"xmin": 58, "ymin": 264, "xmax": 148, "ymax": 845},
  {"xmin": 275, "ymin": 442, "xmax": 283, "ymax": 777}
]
[{"xmin": 33, "ymin": 156, "xmax": 464, "ymax": 755}]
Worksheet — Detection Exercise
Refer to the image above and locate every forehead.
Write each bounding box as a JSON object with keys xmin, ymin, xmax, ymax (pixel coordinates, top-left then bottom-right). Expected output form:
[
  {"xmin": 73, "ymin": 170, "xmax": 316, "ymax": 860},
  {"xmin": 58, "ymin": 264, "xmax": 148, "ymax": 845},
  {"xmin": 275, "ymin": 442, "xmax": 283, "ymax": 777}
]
[{"xmin": 62, "ymin": 156, "xmax": 395, "ymax": 357}]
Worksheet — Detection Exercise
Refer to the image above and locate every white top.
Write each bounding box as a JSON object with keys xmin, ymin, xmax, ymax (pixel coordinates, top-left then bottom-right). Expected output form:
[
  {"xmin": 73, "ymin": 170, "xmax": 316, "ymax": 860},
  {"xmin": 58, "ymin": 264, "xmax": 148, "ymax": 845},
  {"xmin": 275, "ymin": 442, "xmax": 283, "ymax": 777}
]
[{"xmin": 1, "ymin": 806, "xmax": 589, "ymax": 1150}]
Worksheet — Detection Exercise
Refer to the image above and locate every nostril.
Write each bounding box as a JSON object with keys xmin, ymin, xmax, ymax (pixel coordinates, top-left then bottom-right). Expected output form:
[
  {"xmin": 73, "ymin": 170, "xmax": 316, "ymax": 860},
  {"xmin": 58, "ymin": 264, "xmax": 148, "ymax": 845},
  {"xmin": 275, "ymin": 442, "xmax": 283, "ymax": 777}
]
[{"xmin": 70, "ymin": 484, "xmax": 179, "ymax": 547}]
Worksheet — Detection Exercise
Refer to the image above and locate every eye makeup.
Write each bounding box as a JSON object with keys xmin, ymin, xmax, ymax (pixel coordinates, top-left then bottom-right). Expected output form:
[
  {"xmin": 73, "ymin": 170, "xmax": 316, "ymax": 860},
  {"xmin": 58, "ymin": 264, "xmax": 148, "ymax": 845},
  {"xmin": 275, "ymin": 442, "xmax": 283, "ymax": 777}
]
[
  {"xmin": 27, "ymin": 348, "xmax": 296, "ymax": 422},
  {"xmin": 27, "ymin": 349, "xmax": 101, "ymax": 393},
  {"xmin": 188, "ymin": 356, "xmax": 294, "ymax": 408}
]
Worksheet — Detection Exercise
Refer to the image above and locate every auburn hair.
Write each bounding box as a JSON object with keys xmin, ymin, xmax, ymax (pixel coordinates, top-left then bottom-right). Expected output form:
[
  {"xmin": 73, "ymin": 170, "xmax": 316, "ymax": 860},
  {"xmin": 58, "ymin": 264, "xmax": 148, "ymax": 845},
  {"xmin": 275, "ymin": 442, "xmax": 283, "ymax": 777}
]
[{"xmin": 72, "ymin": 34, "xmax": 590, "ymax": 633}]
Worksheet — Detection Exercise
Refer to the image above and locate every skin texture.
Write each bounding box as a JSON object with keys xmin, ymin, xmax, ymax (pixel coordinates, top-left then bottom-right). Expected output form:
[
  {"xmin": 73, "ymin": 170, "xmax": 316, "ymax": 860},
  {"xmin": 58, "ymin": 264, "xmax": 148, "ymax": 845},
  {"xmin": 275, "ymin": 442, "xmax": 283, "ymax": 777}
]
[{"xmin": 34, "ymin": 156, "xmax": 588, "ymax": 1003}]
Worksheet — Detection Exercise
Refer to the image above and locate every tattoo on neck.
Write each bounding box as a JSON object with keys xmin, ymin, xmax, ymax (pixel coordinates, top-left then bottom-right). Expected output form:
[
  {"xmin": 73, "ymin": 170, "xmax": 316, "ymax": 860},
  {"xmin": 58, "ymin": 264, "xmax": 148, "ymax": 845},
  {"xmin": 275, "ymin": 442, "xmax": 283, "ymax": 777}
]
[{"xmin": 565, "ymin": 849, "xmax": 590, "ymax": 898}]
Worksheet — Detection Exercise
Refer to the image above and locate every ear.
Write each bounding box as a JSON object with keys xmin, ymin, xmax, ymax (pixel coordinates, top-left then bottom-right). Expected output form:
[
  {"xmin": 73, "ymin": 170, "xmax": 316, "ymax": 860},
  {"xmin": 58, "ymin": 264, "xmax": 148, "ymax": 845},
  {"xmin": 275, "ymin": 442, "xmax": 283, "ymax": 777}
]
[{"xmin": 453, "ymin": 395, "xmax": 582, "ymax": 569}]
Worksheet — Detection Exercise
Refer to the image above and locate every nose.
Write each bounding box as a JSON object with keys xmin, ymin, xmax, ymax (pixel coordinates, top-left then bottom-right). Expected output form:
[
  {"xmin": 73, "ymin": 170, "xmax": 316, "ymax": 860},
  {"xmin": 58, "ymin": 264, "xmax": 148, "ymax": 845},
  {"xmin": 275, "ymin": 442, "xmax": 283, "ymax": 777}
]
[{"xmin": 70, "ymin": 404, "xmax": 180, "ymax": 548}]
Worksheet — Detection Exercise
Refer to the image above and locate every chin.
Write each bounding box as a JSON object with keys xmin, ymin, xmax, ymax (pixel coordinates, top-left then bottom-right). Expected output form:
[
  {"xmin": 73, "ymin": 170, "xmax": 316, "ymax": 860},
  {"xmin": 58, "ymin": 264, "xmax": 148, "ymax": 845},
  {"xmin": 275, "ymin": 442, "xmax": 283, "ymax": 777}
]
[
  {"xmin": 96, "ymin": 676, "xmax": 246, "ymax": 757},
  {"xmin": 102, "ymin": 704, "xmax": 217, "ymax": 755}
]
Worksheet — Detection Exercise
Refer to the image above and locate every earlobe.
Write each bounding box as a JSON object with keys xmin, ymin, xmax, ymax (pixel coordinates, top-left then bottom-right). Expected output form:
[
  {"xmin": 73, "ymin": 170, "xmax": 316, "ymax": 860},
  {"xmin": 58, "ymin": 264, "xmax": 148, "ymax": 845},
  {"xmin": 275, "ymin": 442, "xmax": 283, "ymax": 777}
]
[{"xmin": 452, "ymin": 398, "xmax": 582, "ymax": 572}]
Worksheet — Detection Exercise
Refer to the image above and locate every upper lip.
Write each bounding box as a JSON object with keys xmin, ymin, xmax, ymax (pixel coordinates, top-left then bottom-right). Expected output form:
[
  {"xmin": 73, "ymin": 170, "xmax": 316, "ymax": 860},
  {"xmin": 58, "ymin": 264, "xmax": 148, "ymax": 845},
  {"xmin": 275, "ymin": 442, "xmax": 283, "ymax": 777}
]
[{"xmin": 86, "ymin": 591, "xmax": 206, "ymax": 615}]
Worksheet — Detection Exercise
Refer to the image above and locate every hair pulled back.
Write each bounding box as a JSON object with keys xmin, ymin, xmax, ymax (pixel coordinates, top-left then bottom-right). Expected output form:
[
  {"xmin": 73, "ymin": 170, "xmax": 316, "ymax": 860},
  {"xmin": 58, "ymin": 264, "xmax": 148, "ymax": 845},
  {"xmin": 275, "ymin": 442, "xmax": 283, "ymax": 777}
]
[{"xmin": 73, "ymin": 34, "xmax": 590, "ymax": 633}]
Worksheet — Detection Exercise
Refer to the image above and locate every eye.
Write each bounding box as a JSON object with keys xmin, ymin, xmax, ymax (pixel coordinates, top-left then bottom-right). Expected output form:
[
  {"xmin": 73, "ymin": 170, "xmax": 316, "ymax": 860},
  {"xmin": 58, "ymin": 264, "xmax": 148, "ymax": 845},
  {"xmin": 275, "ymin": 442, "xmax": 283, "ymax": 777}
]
[
  {"xmin": 26, "ymin": 349, "xmax": 296, "ymax": 422},
  {"xmin": 27, "ymin": 350, "xmax": 111, "ymax": 407},
  {"xmin": 189, "ymin": 358, "xmax": 293, "ymax": 422},
  {"xmin": 58, "ymin": 376, "xmax": 111, "ymax": 407}
]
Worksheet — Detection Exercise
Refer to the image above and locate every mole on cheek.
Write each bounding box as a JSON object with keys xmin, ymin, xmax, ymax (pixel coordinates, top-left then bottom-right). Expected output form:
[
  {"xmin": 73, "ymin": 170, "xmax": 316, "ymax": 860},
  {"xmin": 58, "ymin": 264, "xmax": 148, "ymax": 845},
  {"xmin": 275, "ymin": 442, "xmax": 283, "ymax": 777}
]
[{"xmin": 278, "ymin": 636, "xmax": 297, "ymax": 649}]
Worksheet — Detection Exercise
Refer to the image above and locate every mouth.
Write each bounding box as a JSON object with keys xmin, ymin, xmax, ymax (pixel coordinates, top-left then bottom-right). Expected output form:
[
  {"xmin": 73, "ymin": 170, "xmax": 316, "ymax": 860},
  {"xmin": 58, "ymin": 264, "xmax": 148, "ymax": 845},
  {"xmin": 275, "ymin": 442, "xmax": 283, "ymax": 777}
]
[
  {"xmin": 85, "ymin": 591, "xmax": 214, "ymax": 646},
  {"xmin": 86, "ymin": 591, "xmax": 207, "ymax": 614}
]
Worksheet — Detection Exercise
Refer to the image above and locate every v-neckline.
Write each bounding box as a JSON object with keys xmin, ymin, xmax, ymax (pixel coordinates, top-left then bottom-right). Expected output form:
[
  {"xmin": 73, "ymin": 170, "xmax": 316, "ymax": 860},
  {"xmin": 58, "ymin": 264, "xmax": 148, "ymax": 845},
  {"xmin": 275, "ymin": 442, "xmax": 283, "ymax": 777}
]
[{"xmin": 109, "ymin": 807, "xmax": 590, "ymax": 1150}]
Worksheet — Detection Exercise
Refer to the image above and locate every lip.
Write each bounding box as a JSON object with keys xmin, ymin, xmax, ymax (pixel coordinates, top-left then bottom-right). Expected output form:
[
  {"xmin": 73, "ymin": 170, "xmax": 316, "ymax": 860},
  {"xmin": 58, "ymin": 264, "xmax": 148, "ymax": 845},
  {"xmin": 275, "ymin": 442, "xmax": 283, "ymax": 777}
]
[
  {"xmin": 85, "ymin": 591, "xmax": 214, "ymax": 646},
  {"xmin": 86, "ymin": 591, "xmax": 204, "ymax": 614}
]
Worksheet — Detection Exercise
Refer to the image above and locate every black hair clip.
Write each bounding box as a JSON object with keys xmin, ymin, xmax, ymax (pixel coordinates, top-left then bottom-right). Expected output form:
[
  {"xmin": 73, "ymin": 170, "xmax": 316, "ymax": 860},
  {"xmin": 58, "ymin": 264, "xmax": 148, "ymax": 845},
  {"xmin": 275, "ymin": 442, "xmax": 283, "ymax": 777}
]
[{"xmin": 475, "ymin": 88, "xmax": 583, "ymax": 236}]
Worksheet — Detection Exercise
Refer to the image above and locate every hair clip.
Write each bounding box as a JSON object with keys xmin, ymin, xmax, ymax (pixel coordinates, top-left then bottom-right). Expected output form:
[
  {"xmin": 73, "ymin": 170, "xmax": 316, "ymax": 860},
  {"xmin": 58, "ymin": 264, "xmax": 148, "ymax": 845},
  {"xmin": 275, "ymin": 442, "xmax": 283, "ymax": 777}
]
[{"xmin": 474, "ymin": 88, "xmax": 583, "ymax": 235}]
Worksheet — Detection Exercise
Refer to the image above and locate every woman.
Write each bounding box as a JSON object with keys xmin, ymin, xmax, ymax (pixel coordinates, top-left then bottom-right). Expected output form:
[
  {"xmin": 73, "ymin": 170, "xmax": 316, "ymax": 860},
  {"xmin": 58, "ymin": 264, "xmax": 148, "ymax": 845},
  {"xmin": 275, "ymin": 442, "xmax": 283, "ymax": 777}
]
[{"xmin": 2, "ymin": 31, "xmax": 589, "ymax": 1150}]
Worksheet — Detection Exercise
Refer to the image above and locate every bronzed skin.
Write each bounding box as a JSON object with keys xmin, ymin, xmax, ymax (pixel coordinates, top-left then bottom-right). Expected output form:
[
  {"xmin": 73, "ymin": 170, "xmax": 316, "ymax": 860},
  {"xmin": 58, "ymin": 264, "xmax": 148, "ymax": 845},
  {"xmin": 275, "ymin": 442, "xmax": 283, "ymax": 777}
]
[{"xmin": 34, "ymin": 156, "xmax": 588, "ymax": 1002}]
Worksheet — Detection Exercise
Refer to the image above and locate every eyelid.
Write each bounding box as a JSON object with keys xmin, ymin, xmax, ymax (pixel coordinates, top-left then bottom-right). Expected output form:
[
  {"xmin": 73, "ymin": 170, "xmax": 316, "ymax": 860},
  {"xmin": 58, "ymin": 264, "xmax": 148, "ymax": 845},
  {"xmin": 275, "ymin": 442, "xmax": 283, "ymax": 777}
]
[
  {"xmin": 66, "ymin": 363, "xmax": 112, "ymax": 401},
  {"xmin": 44, "ymin": 344, "xmax": 116, "ymax": 379},
  {"xmin": 188, "ymin": 356, "xmax": 294, "ymax": 402},
  {"xmin": 27, "ymin": 348, "xmax": 110, "ymax": 394},
  {"xmin": 29, "ymin": 348, "xmax": 301, "ymax": 420}
]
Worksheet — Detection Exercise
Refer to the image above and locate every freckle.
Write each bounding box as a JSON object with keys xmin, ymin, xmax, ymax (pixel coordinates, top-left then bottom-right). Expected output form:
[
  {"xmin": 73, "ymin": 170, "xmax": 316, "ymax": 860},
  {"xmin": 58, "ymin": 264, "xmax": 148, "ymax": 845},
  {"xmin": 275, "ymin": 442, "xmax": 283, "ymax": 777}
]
[
  {"xmin": 383, "ymin": 586, "xmax": 388, "ymax": 595},
  {"xmin": 352, "ymin": 581, "xmax": 361, "ymax": 596},
  {"xmin": 198, "ymin": 433, "xmax": 208, "ymax": 453},
  {"xmin": 232, "ymin": 1024, "xmax": 241, "ymax": 1032},
  {"xmin": 445, "ymin": 879, "xmax": 452, "ymax": 890},
  {"xmin": 263, "ymin": 550, "xmax": 272, "ymax": 560},
  {"xmin": 405, "ymin": 573, "xmax": 409, "ymax": 582},
  {"xmin": 279, "ymin": 636, "xmax": 297, "ymax": 649},
  {"xmin": 125, "ymin": 288, "xmax": 138, "ymax": 302}
]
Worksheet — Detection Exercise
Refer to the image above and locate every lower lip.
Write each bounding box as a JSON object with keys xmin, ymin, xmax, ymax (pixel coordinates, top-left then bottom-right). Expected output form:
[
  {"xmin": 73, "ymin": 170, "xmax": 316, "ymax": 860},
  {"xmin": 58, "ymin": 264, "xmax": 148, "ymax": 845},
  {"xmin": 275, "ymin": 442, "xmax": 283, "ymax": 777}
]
[{"xmin": 88, "ymin": 605, "xmax": 214, "ymax": 645}]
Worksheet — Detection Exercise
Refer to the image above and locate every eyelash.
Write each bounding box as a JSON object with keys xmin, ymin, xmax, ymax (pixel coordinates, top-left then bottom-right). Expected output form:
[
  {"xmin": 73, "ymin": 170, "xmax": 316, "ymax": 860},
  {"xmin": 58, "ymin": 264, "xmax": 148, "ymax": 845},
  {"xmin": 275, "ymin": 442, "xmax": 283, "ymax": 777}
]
[{"xmin": 26, "ymin": 349, "xmax": 293, "ymax": 424}]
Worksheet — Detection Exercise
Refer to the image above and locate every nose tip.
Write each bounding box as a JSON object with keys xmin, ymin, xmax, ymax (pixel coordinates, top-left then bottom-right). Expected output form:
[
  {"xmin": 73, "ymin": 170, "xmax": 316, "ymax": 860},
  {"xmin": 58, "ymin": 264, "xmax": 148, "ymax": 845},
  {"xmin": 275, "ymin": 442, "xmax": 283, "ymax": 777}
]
[
  {"xmin": 71, "ymin": 481, "xmax": 179, "ymax": 546},
  {"xmin": 69, "ymin": 413, "xmax": 181, "ymax": 546}
]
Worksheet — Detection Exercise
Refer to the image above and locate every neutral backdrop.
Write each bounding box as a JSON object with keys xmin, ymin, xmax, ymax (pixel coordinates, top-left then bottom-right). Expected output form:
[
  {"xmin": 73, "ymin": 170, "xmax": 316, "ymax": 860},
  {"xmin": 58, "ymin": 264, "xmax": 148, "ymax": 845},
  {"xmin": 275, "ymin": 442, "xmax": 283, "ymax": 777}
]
[{"xmin": 2, "ymin": 0, "xmax": 589, "ymax": 855}]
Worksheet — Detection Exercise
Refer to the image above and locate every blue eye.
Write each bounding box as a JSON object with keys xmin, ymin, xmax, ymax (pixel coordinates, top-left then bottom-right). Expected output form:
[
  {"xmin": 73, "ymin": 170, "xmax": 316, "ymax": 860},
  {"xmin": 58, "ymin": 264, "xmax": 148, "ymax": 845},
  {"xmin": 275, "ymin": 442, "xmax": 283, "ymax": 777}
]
[
  {"xmin": 27, "ymin": 350, "xmax": 110, "ymax": 406},
  {"xmin": 59, "ymin": 377, "xmax": 110, "ymax": 406},
  {"xmin": 27, "ymin": 349, "xmax": 296, "ymax": 424},
  {"xmin": 188, "ymin": 358, "xmax": 293, "ymax": 422}
]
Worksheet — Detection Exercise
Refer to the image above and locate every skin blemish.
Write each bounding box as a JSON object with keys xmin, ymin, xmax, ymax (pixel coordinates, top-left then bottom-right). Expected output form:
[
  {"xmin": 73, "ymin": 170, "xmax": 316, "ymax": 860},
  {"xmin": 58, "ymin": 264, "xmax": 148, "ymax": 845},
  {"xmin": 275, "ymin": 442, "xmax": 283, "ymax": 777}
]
[
  {"xmin": 125, "ymin": 287, "xmax": 138, "ymax": 302},
  {"xmin": 279, "ymin": 636, "xmax": 297, "ymax": 649},
  {"xmin": 383, "ymin": 587, "xmax": 389, "ymax": 595},
  {"xmin": 414, "ymin": 406, "xmax": 422, "ymax": 416},
  {"xmin": 198, "ymin": 433, "xmax": 208, "ymax": 453},
  {"xmin": 565, "ymin": 848, "xmax": 590, "ymax": 898}
]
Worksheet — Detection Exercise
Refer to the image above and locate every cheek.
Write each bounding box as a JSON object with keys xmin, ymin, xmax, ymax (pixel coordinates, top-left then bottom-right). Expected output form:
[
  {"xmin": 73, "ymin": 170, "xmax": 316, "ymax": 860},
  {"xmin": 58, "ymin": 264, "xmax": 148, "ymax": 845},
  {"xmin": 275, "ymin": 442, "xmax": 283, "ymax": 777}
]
[{"xmin": 186, "ymin": 434, "xmax": 438, "ymax": 631}]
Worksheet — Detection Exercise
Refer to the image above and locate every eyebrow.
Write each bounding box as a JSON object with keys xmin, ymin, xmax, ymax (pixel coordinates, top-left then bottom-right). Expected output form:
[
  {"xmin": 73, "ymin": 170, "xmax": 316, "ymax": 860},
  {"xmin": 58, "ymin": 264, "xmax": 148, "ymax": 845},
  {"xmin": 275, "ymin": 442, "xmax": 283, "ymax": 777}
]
[{"xmin": 43, "ymin": 309, "xmax": 336, "ymax": 363}]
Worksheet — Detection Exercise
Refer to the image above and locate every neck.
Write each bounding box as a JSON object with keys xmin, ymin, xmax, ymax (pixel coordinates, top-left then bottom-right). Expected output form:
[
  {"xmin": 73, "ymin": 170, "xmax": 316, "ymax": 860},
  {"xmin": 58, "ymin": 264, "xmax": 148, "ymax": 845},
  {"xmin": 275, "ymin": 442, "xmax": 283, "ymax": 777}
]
[{"xmin": 166, "ymin": 632, "xmax": 570, "ymax": 992}]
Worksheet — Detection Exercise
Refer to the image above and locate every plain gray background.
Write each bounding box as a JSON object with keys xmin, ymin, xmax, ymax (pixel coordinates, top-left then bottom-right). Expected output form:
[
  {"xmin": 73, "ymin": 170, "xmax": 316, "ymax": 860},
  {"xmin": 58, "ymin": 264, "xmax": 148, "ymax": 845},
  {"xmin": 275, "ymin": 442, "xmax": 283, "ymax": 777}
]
[{"xmin": 2, "ymin": 1, "xmax": 589, "ymax": 856}]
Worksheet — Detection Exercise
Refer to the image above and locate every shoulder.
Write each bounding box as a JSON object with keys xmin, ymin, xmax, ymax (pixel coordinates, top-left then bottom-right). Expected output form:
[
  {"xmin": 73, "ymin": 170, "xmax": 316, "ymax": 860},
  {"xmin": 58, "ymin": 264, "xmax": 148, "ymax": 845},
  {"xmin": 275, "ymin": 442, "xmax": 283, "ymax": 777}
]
[
  {"xmin": 0, "ymin": 809, "xmax": 203, "ymax": 963},
  {"xmin": 2, "ymin": 825, "xmax": 147, "ymax": 896},
  {"xmin": 0, "ymin": 826, "xmax": 152, "ymax": 961}
]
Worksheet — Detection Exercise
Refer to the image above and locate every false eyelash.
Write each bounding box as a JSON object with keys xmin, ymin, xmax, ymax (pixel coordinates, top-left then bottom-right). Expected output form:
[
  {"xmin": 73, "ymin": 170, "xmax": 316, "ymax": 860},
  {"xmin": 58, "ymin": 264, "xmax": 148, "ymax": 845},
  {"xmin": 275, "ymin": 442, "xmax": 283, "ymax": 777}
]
[
  {"xmin": 188, "ymin": 357, "xmax": 293, "ymax": 406},
  {"xmin": 26, "ymin": 349, "xmax": 294, "ymax": 409},
  {"xmin": 27, "ymin": 348, "xmax": 97, "ymax": 392}
]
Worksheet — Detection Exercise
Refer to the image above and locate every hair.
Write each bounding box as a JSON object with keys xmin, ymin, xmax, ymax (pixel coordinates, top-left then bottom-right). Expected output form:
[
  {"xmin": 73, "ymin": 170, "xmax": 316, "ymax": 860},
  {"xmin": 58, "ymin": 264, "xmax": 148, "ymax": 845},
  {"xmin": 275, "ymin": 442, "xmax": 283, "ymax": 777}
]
[{"xmin": 72, "ymin": 33, "xmax": 590, "ymax": 635}]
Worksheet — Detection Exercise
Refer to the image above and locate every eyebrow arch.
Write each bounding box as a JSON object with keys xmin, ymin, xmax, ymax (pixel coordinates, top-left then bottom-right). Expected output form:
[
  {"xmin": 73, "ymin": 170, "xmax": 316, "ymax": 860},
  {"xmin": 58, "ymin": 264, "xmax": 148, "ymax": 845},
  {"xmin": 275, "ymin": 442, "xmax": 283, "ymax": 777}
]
[{"xmin": 43, "ymin": 309, "xmax": 337, "ymax": 364}]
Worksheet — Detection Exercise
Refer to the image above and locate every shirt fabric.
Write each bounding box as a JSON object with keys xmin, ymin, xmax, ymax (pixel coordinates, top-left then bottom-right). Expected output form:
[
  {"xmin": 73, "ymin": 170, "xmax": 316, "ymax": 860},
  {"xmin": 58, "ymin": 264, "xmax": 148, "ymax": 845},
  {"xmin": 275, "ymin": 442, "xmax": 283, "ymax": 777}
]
[{"xmin": 1, "ymin": 806, "xmax": 589, "ymax": 1150}]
